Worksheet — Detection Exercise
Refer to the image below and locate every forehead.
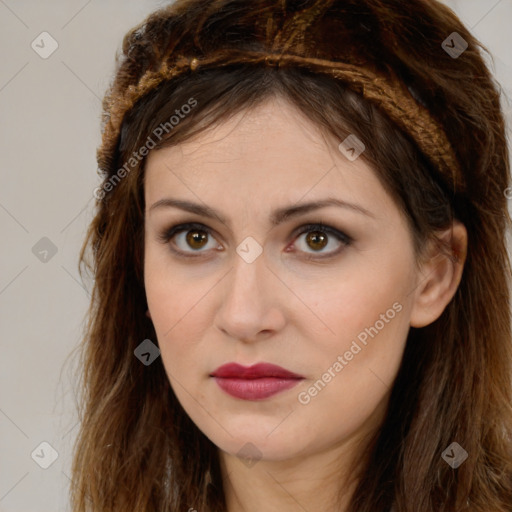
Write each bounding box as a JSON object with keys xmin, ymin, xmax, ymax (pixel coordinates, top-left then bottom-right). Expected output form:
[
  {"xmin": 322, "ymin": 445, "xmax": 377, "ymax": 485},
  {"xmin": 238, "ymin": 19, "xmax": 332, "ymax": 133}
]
[
  {"xmin": 143, "ymin": 96, "xmax": 389, "ymax": 217},
  {"xmin": 148, "ymin": 97, "xmax": 329, "ymax": 167}
]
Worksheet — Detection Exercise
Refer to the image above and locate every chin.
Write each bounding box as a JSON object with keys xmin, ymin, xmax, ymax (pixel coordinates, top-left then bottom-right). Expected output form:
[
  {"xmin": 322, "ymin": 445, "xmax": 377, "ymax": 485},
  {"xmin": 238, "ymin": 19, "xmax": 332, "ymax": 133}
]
[{"xmin": 206, "ymin": 419, "xmax": 307, "ymax": 462}]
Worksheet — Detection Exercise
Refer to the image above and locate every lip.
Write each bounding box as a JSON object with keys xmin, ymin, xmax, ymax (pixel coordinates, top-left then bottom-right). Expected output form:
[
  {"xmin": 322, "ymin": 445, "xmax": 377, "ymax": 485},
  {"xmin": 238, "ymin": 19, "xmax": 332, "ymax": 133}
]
[{"xmin": 210, "ymin": 363, "xmax": 305, "ymax": 400}]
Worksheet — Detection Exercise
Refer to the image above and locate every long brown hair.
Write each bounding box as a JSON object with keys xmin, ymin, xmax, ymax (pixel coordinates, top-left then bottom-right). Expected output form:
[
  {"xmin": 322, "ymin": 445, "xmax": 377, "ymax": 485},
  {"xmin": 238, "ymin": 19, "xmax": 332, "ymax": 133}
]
[{"xmin": 72, "ymin": 1, "xmax": 512, "ymax": 510}]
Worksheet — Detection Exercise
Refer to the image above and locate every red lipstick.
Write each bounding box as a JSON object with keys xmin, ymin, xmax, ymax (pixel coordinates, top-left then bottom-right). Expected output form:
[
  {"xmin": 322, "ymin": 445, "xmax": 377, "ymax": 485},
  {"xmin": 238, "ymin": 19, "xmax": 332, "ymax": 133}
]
[{"xmin": 210, "ymin": 363, "xmax": 304, "ymax": 400}]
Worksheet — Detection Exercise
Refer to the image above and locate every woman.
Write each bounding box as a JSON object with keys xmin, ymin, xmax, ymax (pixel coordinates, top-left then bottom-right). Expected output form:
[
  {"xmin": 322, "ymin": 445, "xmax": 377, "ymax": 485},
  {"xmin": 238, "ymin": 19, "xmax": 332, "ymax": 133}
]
[{"xmin": 72, "ymin": 0, "xmax": 512, "ymax": 510}]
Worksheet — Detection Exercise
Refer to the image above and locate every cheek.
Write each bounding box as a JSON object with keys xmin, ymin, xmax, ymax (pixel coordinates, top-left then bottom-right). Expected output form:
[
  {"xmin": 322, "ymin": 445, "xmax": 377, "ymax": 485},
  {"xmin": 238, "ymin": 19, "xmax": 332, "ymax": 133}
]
[
  {"xmin": 144, "ymin": 241, "xmax": 215, "ymax": 323},
  {"xmin": 294, "ymin": 285, "xmax": 410, "ymax": 433},
  {"xmin": 288, "ymin": 252, "xmax": 414, "ymax": 403},
  {"xmin": 295, "ymin": 250, "xmax": 413, "ymax": 342},
  {"xmin": 147, "ymin": 285, "xmax": 210, "ymax": 362},
  {"xmin": 144, "ymin": 250, "xmax": 210, "ymax": 363}
]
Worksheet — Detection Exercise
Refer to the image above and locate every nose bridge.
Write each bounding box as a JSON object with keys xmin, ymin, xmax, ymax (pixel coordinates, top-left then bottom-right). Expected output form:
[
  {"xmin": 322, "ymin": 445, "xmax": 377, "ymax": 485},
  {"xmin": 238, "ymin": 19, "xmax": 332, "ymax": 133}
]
[
  {"xmin": 215, "ymin": 247, "xmax": 284, "ymax": 340},
  {"xmin": 222, "ymin": 201, "xmax": 268, "ymax": 302},
  {"xmin": 225, "ymin": 249, "xmax": 266, "ymax": 307}
]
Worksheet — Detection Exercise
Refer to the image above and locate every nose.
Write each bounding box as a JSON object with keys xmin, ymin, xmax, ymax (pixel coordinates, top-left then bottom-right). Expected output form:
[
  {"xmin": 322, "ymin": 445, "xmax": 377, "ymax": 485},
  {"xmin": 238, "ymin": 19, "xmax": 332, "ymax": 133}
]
[{"xmin": 214, "ymin": 250, "xmax": 286, "ymax": 343}]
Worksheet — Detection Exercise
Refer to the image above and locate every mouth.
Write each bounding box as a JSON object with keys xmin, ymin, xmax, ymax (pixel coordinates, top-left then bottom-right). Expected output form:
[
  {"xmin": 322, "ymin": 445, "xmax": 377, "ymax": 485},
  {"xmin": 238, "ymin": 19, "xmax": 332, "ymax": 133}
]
[{"xmin": 210, "ymin": 362, "xmax": 305, "ymax": 400}]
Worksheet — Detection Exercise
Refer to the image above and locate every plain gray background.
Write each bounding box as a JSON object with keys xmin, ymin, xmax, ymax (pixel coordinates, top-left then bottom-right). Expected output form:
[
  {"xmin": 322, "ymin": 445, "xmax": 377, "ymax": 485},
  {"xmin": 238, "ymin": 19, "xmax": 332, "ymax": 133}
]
[{"xmin": 1, "ymin": 1, "xmax": 511, "ymax": 510}]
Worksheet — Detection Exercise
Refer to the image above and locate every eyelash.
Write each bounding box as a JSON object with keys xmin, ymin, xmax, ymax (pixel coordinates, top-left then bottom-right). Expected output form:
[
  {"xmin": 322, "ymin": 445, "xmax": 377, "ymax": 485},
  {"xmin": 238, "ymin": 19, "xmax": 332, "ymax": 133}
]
[{"xmin": 157, "ymin": 222, "xmax": 353, "ymax": 260}]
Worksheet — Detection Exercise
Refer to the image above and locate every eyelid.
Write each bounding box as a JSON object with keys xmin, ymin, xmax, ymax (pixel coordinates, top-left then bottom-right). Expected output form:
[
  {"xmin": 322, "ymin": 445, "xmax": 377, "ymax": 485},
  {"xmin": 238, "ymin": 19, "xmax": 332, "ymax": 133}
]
[
  {"xmin": 157, "ymin": 221, "xmax": 352, "ymax": 258},
  {"xmin": 289, "ymin": 222, "xmax": 353, "ymax": 258},
  {"xmin": 157, "ymin": 222, "xmax": 215, "ymax": 244},
  {"xmin": 291, "ymin": 223, "xmax": 352, "ymax": 245},
  {"xmin": 157, "ymin": 222, "xmax": 222, "ymax": 257}
]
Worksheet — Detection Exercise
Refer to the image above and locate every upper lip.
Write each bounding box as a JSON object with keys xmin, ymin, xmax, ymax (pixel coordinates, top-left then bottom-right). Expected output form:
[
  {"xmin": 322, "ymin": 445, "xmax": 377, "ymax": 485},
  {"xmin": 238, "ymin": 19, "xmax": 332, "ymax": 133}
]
[{"xmin": 210, "ymin": 362, "xmax": 304, "ymax": 379}]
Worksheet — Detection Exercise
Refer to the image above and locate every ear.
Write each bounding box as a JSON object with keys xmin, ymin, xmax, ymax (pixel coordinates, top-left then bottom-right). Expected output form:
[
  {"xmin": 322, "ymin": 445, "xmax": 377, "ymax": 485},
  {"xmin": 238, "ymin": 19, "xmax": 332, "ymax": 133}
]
[{"xmin": 409, "ymin": 220, "xmax": 467, "ymax": 328}]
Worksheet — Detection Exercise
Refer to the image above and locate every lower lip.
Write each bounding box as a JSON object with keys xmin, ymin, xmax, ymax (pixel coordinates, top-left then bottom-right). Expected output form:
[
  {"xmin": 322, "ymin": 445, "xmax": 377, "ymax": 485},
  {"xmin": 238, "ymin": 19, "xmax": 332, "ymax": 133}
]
[{"xmin": 212, "ymin": 377, "xmax": 303, "ymax": 400}]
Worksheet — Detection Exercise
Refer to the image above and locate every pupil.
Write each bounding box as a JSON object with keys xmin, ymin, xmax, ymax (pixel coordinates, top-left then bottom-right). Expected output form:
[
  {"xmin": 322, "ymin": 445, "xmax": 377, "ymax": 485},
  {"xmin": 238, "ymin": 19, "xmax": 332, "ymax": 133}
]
[
  {"xmin": 306, "ymin": 231, "xmax": 327, "ymax": 251},
  {"xmin": 186, "ymin": 230, "xmax": 208, "ymax": 249}
]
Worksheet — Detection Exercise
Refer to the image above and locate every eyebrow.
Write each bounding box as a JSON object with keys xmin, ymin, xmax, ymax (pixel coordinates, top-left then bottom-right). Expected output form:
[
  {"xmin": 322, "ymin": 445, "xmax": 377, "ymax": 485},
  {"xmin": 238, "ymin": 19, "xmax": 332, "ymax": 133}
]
[{"xmin": 148, "ymin": 197, "xmax": 375, "ymax": 227}]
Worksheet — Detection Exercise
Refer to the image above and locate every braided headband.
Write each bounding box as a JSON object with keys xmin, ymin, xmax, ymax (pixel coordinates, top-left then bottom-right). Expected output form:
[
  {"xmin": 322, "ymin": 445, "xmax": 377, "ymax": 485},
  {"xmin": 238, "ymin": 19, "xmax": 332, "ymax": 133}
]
[{"xmin": 97, "ymin": 50, "xmax": 463, "ymax": 192}]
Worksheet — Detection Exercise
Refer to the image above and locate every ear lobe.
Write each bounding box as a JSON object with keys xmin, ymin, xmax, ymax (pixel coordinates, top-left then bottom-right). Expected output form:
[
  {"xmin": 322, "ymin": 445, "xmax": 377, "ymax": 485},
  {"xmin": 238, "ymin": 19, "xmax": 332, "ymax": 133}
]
[{"xmin": 409, "ymin": 221, "xmax": 467, "ymax": 328}]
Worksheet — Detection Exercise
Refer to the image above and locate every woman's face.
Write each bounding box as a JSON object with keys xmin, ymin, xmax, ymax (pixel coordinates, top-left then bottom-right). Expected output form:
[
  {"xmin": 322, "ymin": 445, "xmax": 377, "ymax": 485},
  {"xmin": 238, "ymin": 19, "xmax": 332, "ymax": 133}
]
[{"xmin": 143, "ymin": 96, "xmax": 422, "ymax": 465}]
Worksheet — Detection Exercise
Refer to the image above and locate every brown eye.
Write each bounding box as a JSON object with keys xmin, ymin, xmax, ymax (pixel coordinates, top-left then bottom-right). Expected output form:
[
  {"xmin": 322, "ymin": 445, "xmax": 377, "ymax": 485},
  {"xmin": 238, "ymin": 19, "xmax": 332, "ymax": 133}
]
[
  {"xmin": 186, "ymin": 229, "xmax": 209, "ymax": 250},
  {"xmin": 305, "ymin": 231, "xmax": 328, "ymax": 251},
  {"xmin": 292, "ymin": 223, "xmax": 352, "ymax": 258},
  {"xmin": 158, "ymin": 222, "xmax": 222, "ymax": 256}
]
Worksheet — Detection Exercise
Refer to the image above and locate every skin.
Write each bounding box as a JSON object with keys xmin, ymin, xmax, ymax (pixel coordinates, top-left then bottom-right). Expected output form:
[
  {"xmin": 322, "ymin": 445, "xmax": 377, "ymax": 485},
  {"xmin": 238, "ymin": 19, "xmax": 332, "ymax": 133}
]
[{"xmin": 143, "ymin": 95, "xmax": 467, "ymax": 512}]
